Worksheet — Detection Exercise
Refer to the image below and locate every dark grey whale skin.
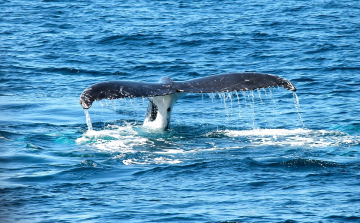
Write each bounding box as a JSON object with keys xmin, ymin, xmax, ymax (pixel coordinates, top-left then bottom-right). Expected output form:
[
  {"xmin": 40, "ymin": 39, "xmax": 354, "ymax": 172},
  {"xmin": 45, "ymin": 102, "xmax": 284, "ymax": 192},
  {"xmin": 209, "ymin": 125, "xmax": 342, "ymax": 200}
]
[{"xmin": 79, "ymin": 72, "xmax": 296, "ymax": 109}]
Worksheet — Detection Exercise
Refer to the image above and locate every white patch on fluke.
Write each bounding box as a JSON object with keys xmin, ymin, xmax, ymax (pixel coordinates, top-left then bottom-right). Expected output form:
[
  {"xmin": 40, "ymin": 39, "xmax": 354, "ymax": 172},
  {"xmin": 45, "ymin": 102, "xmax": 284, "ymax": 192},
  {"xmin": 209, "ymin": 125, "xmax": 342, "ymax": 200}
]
[{"xmin": 143, "ymin": 93, "xmax": 184, "ymax": 129}]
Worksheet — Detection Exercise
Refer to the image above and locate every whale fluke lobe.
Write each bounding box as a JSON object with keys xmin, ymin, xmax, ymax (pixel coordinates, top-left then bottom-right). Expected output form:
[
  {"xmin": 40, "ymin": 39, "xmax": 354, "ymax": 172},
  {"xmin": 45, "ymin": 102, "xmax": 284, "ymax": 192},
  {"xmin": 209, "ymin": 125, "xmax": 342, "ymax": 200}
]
[
  {"xmin": 178, "ymin": 73, "xmax": 296, "ymax": 93},
  {"xmin": 79, "ymin": 81, "xmax": 177, "ymax": 109},
  {"xmin": 79, "ymin": 72, "xmax": 296, "ymax": 129}
]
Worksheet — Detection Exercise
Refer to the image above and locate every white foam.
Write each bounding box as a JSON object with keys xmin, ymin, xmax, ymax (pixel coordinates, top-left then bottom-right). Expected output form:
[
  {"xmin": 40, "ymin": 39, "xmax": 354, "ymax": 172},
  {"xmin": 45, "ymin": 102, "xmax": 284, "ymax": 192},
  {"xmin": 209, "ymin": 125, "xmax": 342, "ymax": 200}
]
[
  {"xmin": 122, "ymin": 157, "xmax": 182, "ymax": 165},
  {"xmin": 76, "ymin": 124, "xmax": 148, "ymax": 153},
  {"xmin": 0, "ymin": 136, "xmax": 10, "ymax": 140},
  {"xmin": 224, "ymin": 128, "xmax": 311, "ymax": 137},
  {"xmin": 76, "ymin": 124, "xmax": 359, "ymax": 166},
  {"xmin": 223, "ymin": 128, "xmax": 359, "ymax": 148},
  {"xmin": 76, "ymin": 124, "xmax": 185, "ymax": 165},
  {"xmin": 154, "ymin": 149, "xmax": 186, "ymax": 154}
]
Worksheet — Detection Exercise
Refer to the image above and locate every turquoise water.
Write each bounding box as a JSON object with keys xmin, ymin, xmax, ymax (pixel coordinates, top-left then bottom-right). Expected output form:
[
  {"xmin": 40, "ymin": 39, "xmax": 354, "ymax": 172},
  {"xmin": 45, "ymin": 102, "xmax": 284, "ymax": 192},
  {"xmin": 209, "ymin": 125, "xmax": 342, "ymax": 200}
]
[{"xmin": 1, "ymin": 0, "xmax": 360, "ymax": 222}]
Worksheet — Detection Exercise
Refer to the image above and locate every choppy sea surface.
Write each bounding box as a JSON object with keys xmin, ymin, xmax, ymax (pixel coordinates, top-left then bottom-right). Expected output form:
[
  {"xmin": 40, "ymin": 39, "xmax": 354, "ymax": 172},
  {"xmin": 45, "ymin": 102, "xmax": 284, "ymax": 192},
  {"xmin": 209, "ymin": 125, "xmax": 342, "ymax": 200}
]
[{"xmin": 1, "ymin": 0, "xmax": 360, "ymax": 222}]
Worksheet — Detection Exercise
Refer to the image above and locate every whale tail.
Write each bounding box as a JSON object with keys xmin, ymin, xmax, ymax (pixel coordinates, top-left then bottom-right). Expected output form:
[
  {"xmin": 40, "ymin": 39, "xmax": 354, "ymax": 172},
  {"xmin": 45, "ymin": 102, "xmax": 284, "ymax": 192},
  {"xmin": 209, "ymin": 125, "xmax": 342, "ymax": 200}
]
[{"xmin": 79, "ymin": 72, "xmax": 296, "ymax": 129}]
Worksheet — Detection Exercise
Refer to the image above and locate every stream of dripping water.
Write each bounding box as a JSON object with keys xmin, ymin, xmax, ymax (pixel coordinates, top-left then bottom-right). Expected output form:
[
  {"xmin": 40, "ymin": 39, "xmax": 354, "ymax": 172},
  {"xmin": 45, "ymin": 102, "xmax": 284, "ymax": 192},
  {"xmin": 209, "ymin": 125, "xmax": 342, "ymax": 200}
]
[
  {"xmin": 293, "ymin": 92, "xmax": 305, "ymax": 128},
  {"xmin": 84, "ymin": 109, "xmax": 93, "ymax": 131},
  {"xmin": 82, "ymin": 89, "xmax": 304, "ymax": 131},
  {"xmin": 206, "ymin": 89, "xmax": 304, "ymax": 129}
]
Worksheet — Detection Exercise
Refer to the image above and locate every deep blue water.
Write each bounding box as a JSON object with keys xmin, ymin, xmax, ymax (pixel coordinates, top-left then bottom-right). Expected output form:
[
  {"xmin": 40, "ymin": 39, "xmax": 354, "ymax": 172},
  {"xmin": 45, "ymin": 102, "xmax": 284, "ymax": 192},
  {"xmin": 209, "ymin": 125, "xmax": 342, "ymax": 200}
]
[{"xmin": 1, "ymin": 0, "xmax": 360, "ymax": 222}]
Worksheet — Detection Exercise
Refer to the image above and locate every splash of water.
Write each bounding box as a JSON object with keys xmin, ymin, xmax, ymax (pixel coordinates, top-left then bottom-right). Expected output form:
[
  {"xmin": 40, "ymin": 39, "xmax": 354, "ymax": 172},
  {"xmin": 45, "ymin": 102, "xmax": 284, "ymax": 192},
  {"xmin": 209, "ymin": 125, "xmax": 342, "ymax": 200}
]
[{"xmin": 84, "ymin": 109, "xmax": 93, "ymax": 131}]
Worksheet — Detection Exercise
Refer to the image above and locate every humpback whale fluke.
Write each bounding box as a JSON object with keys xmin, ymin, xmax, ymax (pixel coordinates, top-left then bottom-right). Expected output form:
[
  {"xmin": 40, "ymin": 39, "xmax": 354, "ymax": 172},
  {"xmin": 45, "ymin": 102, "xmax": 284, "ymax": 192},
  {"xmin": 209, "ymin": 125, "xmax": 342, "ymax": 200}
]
[{"xmin": 79, "ymin": 72, "xmax": 296, "ymax": 129}]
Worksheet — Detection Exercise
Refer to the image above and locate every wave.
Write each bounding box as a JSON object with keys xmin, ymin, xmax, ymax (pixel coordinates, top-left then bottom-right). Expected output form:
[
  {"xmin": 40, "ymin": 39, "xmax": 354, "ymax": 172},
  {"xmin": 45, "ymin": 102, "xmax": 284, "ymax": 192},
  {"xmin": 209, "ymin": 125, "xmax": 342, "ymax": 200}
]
[{"xmin": 97, "ymin": 34, "xmax": 165, "ymax": 45}]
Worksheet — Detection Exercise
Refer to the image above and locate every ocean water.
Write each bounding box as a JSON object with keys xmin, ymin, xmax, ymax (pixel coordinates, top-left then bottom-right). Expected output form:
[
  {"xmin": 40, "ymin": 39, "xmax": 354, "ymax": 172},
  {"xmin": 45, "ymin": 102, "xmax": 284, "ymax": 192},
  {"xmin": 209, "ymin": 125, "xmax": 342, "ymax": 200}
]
[{"xmin": 1, "ymin": 0, "xmax": 360, "ymax": 222}]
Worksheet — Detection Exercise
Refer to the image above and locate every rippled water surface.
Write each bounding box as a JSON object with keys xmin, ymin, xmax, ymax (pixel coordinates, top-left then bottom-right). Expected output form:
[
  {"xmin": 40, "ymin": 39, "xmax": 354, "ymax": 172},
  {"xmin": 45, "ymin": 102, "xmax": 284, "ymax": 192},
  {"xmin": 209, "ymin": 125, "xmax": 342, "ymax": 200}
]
[{"xmin": 1, "ymin": 0, "xmax": 360, "ymax": 222}]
